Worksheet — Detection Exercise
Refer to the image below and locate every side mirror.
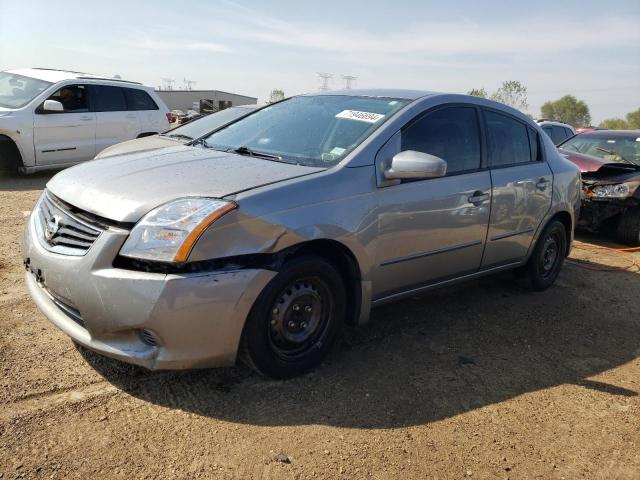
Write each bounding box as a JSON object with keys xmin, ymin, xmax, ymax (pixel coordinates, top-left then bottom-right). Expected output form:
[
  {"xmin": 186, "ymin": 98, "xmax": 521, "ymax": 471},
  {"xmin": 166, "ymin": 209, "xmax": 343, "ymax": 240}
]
[
  {"xmin": 43, "ymin": 99, "xmax": 64, "ymax": 113},
  {"xmin": 384, "ymin": 150, "xmax": 447, "ymax": 180}
]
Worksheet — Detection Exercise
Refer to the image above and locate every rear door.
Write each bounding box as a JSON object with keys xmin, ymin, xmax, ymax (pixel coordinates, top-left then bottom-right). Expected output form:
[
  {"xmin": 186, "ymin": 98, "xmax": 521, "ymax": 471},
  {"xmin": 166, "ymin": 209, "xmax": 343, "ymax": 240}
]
[
  {"xmin": 33, "ymin": 84, "xmax": 96, "ymax": 165},
  {"xmin": 90, "ymin": 85, "xmax": 141, "ymax": 154},
  {"xmin": 373, "ymin": 105, "xmax": 491, "ymax": 298},
  {"xmin": 123, "ymin": 87, "xmax": 166, "ymax": 134},
  {"xmin": 481, "ymin": 110, "xmax": 552, "ymax": 267}
]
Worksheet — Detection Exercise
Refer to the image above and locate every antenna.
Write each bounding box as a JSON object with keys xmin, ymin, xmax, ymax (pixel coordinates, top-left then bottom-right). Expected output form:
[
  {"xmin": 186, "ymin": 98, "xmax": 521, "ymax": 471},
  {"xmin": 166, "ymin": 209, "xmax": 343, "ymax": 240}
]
[
  {"xmin": 342, "ymin": 75, "xmax": 357, "ymax": 90},
  {"xmin": 161, "ymin": 78, "xmax": 175, "ymax": 91},
  {"xmin": 317, "ymin": 72, "xmax": 333, "ymax": 91},
  {"xmin": 183, "ymin": 78, "xmax": 197, "ymax": 91}
]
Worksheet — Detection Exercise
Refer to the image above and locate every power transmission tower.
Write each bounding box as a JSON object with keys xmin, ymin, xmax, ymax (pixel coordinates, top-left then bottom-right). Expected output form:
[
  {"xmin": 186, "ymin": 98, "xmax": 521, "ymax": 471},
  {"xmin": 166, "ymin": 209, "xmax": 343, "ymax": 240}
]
[
  {"xmin": 161, "ymin": 78, "xmax": 175, "ymax": 91},
  {"xmin": 317, "ymin": 72, "xmax": 333, "ymax": 91},
  {"xmin": 342, "ymin": 75, "xmax": 357, "ymax": 90},
  {"xmin": 183, "ymin": 78, "xmax": 197, "ymax": 91}
]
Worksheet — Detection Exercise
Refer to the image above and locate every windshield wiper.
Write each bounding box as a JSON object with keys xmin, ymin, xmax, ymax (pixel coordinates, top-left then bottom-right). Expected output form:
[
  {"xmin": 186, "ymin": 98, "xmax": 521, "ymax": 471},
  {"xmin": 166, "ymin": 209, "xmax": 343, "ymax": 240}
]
[
  {"xmin": 595, "ymin": 147, "xmax": 630, "ymax": 163},
  {"xmin": 229, "ymin": 146, "xmax": 283, "ymax": 161},
  {"xmin": 162, "ymin": 133, "xmax": 193, "ymax": 141}
]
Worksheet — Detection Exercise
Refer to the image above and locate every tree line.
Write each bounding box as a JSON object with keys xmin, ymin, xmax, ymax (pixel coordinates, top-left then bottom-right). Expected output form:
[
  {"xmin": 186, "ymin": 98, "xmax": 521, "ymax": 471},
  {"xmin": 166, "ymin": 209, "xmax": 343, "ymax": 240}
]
[{"xmin": 468, "ymin": 81, "xmax": 639, "ymax": 129}]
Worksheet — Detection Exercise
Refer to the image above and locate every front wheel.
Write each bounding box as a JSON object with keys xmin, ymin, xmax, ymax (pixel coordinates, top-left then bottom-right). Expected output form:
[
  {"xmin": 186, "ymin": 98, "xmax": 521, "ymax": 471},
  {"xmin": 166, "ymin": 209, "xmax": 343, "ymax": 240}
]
[
  {"xmin": 616, "ymin": 209, "xmax": 640, "ymax": 246},
  {"xmin": 240, "ymin": 256, "xmax": 346, "ymax": 379},
  {"xmin": 524, "ymin": 220, "xmax": 567, "ymax": 291}
]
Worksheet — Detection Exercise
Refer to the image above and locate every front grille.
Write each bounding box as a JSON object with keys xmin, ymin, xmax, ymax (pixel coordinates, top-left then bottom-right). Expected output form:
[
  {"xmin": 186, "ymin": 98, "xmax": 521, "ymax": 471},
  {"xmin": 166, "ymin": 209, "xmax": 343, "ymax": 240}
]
[{"xmin": 35, "ymin": 191, "xmax": 103, "ymax": 256}]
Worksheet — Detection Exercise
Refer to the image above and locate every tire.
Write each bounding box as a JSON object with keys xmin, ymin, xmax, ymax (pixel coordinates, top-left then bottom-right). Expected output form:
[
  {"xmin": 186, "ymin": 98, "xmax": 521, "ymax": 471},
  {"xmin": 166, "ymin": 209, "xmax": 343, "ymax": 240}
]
[
  {"xmin": 524, "ymin": 220, "xmax": 567, "ymax": 291},
  {"xmin": 0, "ymin": 139, "xmax": 19, "ymax": 176},
  {"xmin": 616, "ymin": 209, "xmax": 640, "ymax": 246},
  {"xmin": 240, "ymin": 255, "xmax": 346, "ymax": 379}
]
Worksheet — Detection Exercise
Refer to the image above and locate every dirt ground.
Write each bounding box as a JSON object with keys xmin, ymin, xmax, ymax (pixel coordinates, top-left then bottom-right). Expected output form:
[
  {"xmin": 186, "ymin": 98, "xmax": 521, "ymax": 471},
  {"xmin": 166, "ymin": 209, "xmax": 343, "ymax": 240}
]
[{"xmin": 0, "ymin": 171, "xmax": 638, "ymax": 480}]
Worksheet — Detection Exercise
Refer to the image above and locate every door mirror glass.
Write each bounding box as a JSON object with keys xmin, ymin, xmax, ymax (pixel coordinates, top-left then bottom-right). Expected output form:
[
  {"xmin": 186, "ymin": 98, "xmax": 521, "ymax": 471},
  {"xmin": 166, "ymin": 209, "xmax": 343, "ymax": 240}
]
[
  {"xmin": 43, "ymin": 99, "xmax": 64, "ymax": 113},
  {"xmin": 384, "ymin": 150, "xmax": 447, "ymax": 180}
]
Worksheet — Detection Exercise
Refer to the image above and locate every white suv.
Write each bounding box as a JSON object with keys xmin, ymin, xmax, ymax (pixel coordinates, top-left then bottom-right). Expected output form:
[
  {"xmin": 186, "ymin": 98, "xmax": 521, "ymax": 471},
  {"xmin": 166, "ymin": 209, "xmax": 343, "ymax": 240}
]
[
  {"xmin": 536, "ymin": 119, "xmax": 576, "ymax": 146},
  {"xmin": 0, "ymin": 68, "xmax": 170, "ymax": 174}
]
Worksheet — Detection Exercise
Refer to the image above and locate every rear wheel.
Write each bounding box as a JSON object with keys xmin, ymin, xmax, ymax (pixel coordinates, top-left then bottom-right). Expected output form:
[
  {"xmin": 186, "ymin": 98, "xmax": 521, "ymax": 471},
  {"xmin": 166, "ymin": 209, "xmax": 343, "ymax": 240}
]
[
  {"xmin": 523, "ymin": 220, "xmax": 567, "ymax": 291},
  {"xmin": 616, "ymin": 209, "xmax": 640, "ymax": 246},
  {"xmin": 240, "ymin": 256, "xmax": 346, "ymax": 379}
]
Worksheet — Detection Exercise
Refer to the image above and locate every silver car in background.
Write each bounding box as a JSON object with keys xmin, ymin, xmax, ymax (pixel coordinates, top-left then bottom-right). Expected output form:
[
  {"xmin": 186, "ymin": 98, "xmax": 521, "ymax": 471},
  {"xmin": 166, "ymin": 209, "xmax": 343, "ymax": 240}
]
[{"xmin": 23, "ymin": 90, "xmax": 581, "ymax": 378}]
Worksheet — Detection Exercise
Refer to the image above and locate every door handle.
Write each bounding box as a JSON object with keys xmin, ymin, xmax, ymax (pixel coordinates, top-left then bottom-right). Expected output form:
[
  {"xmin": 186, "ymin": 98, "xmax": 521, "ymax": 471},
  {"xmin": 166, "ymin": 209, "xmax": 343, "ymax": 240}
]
[
  {"xmin": 79, "ymin": 116, "xmax": 92, "ymax": 121},
  {"xmin": 536, "ymin": 178, "xmax": 551, "ymax": 191},
  {"xmin": 468, "ymin": 191, "xmax": 489, "ymax": 206}
]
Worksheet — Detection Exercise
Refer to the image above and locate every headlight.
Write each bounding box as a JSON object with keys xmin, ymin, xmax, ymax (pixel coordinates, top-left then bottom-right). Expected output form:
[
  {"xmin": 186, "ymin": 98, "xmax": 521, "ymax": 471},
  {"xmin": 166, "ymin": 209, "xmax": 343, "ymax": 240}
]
[
  {"xmin": 590, "ymin": 183, "xmax": 633, "ymax": 198},
  {"xmin": 119, "ymin": 198, "xmax": 236, "ymax": 262}
]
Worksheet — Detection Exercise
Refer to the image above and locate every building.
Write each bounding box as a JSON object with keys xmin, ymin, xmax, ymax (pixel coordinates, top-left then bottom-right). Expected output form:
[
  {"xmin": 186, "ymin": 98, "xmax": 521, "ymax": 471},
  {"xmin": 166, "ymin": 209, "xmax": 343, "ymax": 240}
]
[{"xmin": 156, "ymin": 89, "xmax": 257, "ymax": 113}]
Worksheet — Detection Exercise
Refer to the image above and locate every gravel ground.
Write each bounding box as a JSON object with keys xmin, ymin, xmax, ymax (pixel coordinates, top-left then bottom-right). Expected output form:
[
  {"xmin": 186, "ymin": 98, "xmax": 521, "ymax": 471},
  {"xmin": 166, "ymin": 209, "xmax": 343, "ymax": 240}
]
[{"xmin": 1, "ymin": 171, "xmax": 639, "ymax": 479}]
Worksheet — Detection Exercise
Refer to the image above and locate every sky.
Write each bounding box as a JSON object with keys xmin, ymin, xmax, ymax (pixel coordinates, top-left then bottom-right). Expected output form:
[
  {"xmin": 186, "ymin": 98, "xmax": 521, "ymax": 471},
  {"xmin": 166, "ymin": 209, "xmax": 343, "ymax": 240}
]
[{"xmin": 1, "ymin": 0, "xmax": 639, "ymax": 123}]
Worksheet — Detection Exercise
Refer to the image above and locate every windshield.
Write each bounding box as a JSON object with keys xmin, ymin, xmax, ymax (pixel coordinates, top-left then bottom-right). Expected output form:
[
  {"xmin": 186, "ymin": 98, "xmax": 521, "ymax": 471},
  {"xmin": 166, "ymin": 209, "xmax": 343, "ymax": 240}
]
[
  {"xmin": 201, "ymin": 95, "xmax": 410, "ymax": 167},
  {"xmin": 162, "ymin": 106, "xmax": 255, "ymax": 140},
  {"xmin": 0, "ymin": 72, "xmax": 52, "ymax": 109},
  {"xmin": 560, "ymin": 133, "xmax": 640, "ymax": 166}
]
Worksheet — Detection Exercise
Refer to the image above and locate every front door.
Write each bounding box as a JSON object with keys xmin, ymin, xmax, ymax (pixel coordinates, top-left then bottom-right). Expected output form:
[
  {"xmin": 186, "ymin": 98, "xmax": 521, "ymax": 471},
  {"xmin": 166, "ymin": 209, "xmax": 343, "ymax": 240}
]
[
  {"xmin": 373, "ymin": 105, "xmax": 491, "ymax": 299},
  {"xmin": 481, "ymin": 110, "xmax": 553, "ymax": 267},
  {"xmin": 33, "ymin": 84, "xmax": 96, "ymax": 165}
]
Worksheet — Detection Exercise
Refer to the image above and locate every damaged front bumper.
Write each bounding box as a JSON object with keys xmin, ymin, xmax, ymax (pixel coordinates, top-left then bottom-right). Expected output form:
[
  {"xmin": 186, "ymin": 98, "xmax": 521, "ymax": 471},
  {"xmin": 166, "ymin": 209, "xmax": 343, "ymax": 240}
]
[{"xmin": 23, "ymin": 210, "xmax": 276, "ymax": 369}]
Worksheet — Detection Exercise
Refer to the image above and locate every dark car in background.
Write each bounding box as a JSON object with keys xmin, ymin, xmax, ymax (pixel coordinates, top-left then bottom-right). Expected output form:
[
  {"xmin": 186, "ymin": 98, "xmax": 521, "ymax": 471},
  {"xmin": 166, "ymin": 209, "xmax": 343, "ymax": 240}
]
[{"xmin": 559, "ymin": 130, "xmax": 640, "ymax": 245}]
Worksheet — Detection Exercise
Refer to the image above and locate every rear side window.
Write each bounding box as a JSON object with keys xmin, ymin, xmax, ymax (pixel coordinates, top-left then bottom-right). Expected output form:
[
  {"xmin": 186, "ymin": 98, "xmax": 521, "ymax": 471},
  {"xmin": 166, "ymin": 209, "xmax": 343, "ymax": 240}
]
[
  {"xmin": 551, "ymin": 125, "xmax": 569, "ymax": 145},
  {"xmin": 485, "ymin": 111, "xmax": 531, "ymax": 167},
  {"xmin": 527, "ymin": 127, "xmax": 540, "ymax": 162},
  {"xmin": 124, "ymin": 88, "xmax": 158, "ymax": 111},
  {"xmin": 401, "ymin": 106, "xmax": 481, "ymax": 174},
  {"xmin": 91, "ymin": 85, "xmax": 126, "ymax": 112},
  {"xmin": 563, "ymin": 127, "xmax": 573, "ymax": 139}
]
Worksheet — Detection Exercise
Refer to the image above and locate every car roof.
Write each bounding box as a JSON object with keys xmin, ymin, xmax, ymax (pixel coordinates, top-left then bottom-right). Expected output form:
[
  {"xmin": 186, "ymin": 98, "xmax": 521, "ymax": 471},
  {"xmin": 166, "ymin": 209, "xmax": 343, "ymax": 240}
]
[
  {"xmin": 537, "ymin": 120, "xmax": 574, "ymax": 129},
  {"xmin": 305, "ymin": 88, "xmax": 440, "ymax": 100},
  {"xmin": 576, "ymin": 129, "xmax": 640, "ymax": 139},
  {"xmin": 4, "ymin": 68, "xmax": 143, "ymax": 86}
]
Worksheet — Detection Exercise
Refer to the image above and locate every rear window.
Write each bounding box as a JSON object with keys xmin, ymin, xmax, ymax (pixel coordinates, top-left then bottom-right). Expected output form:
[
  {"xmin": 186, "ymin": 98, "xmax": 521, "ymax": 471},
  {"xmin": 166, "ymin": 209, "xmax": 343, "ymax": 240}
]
[
  {"xmin": 91, "ymin": 85, "xmax": 126, "ymax": 112},
  {"xmin": 124, "ymin": 88, "xmax": 158, "ymax": 111}
]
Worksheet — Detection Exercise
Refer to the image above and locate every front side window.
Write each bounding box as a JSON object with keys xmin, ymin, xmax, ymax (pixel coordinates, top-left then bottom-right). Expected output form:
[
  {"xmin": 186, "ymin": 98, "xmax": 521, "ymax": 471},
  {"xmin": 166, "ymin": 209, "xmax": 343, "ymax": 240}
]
[
  {"xmin": 485, "ymin": 111, "xmax": 531, "ymax": 167},
  {"xmin": 42, "ymin": 84, "xmax": 88, "ymax": 113},
  {"xmin": 0, "ymin": 72, "xmax": 52, "ymax": 109},
  {"xmin": 551, "ymin": 125, "xmax": 569, "ymax": 145},
  {"xmin": 559, "ymin": 134, "xmax": 640, "ymax": 166},
  {"xmin": 124, "ymin": 88, "xmax": 158, "ymax": 111},
  {"xmin": 91, "ymin": 85, "xmax": 126, "ymax": 112},
  {"xmin": 401, "ymin": 106, "xmax": 481, "ymax": 174},
  {"xmin": 202, "ymin": 95, "xmax": 409, "ymax": 167}
]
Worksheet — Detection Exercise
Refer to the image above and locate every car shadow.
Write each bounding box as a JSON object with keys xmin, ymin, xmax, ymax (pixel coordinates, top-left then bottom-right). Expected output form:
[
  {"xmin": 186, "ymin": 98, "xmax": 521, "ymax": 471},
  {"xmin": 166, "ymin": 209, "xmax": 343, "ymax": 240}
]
[
  {"xmin": 78, "ymin": 259, "xmax": 639, "ymax": 429},
  {"xmin": 0, "ymin": 170, "xmax": 59, "ymax": 191}
]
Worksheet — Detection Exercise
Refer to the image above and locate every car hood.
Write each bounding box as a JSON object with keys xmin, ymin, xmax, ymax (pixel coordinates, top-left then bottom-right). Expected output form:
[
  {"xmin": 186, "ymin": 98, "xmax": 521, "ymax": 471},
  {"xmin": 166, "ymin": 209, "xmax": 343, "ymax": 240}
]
[
  {"xmin": 95, "ymin": 135, "xmax": 185, "ymax": 158},
  {"xmin": 559, "ymin": 149, "xmax": 607, "ymax": 173},
  {"xmin": 47, "ymin": 145, "xmax": 324, "ymax": 223}
]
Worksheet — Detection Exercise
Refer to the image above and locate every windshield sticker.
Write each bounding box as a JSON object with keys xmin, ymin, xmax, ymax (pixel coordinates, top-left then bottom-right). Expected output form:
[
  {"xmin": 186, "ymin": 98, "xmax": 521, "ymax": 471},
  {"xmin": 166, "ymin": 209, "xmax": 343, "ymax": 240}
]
[
  {"xmin": 330, "ymin": 147, "xmax": 346, "ymax": 156},
  {"xmin": 336, "ymin": 110, "xmax": 385, "ymax": 123},
  {"xmin": 607, "ymin": 140, "xmax": 616, "ymax": 143},
  {"xmin": 636, "ymin": 138, "xmax": 640, "ymax": 142}
]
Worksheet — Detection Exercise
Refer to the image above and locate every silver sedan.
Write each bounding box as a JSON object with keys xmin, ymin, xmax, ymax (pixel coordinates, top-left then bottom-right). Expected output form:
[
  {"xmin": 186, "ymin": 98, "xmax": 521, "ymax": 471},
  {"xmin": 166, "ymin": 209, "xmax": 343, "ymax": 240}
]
[{"xmin": 23, "ymin": 89, "xmax": 581, "ymax": 378}]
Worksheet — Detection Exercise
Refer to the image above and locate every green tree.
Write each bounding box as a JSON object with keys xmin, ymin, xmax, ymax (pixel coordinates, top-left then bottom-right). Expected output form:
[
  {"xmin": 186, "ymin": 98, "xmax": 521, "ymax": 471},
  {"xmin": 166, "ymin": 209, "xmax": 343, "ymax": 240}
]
[
  {"xmin": 599, "ymin": 118, "xmax": 629, "ymax": 129},
  {"xmin": 540, "ymin": 95, "xmax": 591, "ymax": 128},
  {"xmin": 467, "ymin": 88, "xmax": 487, "ymax": 98},
  {"xmin": 490, "ymin": 80, "xmax": 528, "ymax": 112},
  {"xmin": 268, "ymin": 88, "xmax": 285, "ymax": 103},
  {"xmin": 626, "ymin": 108, "xmax": 640, "ymax": 129}
]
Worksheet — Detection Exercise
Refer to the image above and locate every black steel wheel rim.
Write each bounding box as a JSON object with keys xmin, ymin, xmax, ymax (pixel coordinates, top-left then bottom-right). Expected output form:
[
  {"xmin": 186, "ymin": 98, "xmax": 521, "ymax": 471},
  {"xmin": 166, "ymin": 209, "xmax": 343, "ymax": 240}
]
[
  {"xmin": 267, "ymin": 276, "xmax": 333, "ymax": 360},
  {"xmin": 539, "ymin": 231, "xmax": 561, "ymax": 279}
]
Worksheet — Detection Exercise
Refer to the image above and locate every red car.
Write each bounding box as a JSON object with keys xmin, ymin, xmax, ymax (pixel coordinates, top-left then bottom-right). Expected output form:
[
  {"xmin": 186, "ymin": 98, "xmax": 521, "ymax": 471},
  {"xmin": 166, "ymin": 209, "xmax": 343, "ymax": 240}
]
[{"xmin": 558, "ymin": 130, "xmax": 640, "ymax": 245}]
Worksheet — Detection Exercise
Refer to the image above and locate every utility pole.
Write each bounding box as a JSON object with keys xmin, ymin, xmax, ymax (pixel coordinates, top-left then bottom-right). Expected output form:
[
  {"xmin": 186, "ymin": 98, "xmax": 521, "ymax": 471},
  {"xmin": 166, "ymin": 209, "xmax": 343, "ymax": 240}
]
[
  {"xmin": 183, "ymin": 78, "xmax": 196, "ymax": 91},
  {"xmin": 342, "ymin": 75, "xmax": 357, "ymax": 90},
  {"xmin": 161, "ymin": 78, "xmax": 175, "ymax": 91},
  {"xmin": 317, "ymin": 72, "xmax": 333, "ymax": 91}
]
